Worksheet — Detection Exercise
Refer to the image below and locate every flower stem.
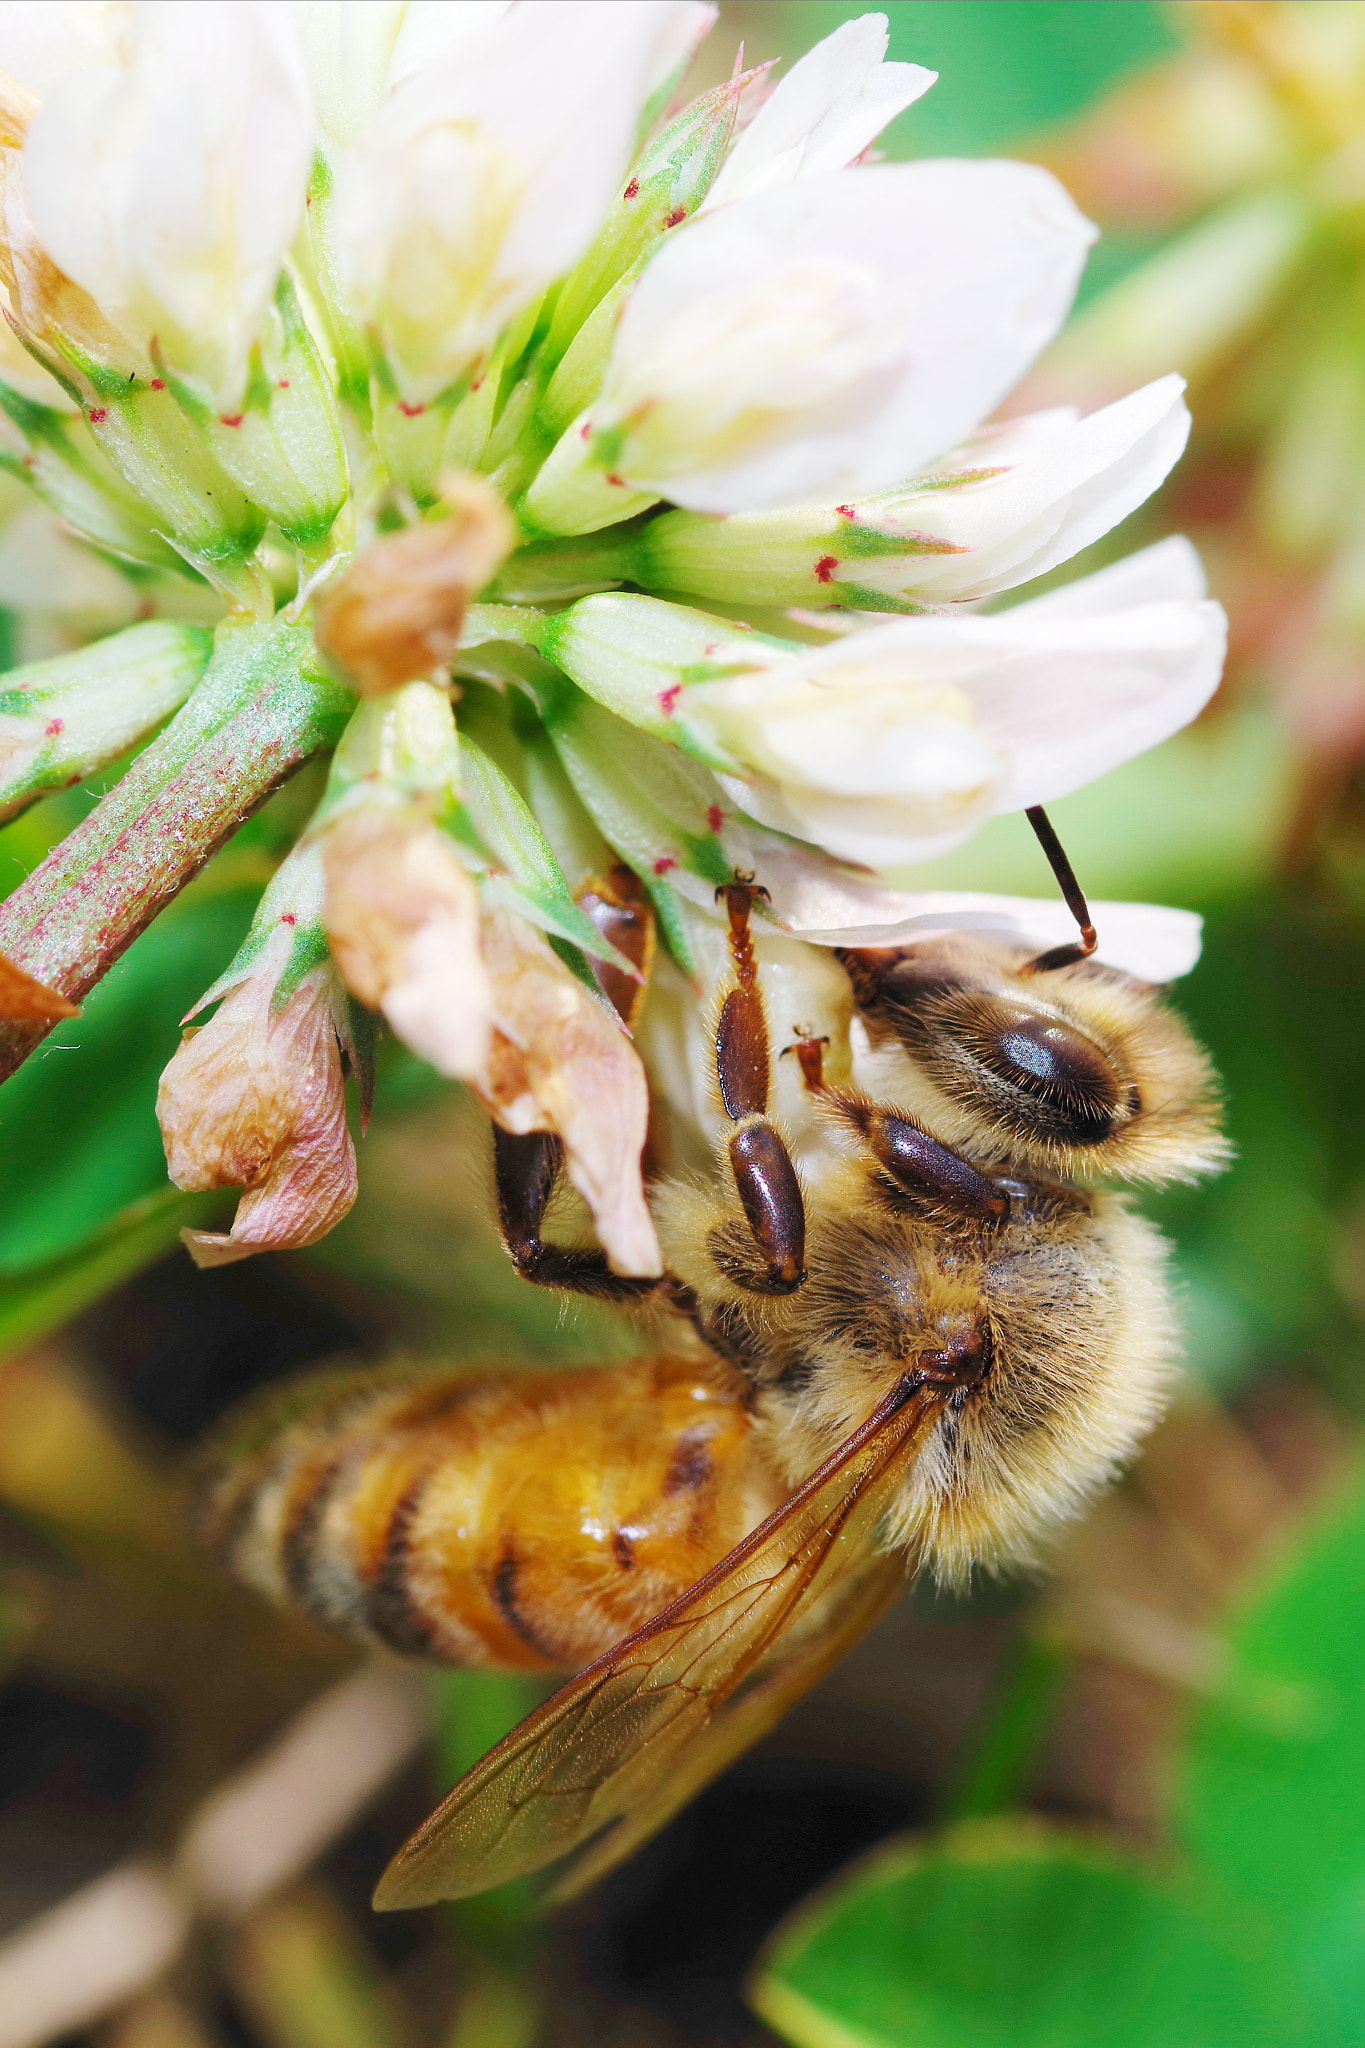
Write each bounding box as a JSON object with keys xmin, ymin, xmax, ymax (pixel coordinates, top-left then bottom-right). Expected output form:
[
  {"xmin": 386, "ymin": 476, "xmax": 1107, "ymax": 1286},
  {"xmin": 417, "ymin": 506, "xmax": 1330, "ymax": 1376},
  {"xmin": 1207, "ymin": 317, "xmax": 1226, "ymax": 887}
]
[{"xmin": 0, "ymin": 616, "xmax": 353, "ymax": 1082}]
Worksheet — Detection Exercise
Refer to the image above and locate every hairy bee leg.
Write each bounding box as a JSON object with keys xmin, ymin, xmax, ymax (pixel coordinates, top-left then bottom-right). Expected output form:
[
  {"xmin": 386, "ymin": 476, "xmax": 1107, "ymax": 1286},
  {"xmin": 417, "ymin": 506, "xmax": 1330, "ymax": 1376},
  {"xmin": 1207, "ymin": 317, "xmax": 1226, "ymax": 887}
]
[
  {"xmin": 714, "ymin": 879, "xmax": 807, "ymax": 1294},
  {"xmin": 492, "ymin": 1126, "xmax": 660, "ymax": 1302},
  {"xmin": 828, "ymin": 1094, "xmax": 1008, "ymax": 1220}
]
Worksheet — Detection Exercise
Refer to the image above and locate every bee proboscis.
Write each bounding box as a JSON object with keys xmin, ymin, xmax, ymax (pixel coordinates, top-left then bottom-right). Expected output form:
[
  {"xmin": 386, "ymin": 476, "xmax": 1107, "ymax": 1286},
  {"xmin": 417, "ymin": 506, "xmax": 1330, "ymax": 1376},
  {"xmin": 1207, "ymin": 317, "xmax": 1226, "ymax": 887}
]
[{"xmin": 198, "ymin": 827, "xmax": 1226, "ymax": 1907}]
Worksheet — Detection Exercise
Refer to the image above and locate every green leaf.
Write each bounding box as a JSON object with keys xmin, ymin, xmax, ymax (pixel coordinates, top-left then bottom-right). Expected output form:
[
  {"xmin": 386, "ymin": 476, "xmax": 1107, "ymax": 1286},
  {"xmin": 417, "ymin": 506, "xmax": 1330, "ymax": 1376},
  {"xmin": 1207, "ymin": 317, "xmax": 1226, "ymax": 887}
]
[
  {"xmin": 0, "ymin": 883, "xmax": 258, "ymax": 1275},
  {"xmin": 1181, "ymin": 1454, "xmax": 1365, "ymax": 1936},
  {"xmin": 753, "ymin": 1818, "xmax": 1316, "ymax": 2048},
  {"xmin": 0, "ymin": 1186, "xmax": 229, "ymax": 1357},
  {"xmin": 428, "ymin": 1668, "xmax": 550, "ymax": 1969}
]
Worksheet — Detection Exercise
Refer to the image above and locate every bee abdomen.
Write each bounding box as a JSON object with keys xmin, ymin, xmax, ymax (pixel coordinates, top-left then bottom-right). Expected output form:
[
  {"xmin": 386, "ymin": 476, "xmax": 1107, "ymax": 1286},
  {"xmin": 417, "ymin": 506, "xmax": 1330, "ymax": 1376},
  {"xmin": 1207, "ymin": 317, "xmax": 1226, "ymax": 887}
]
[{"xmin": 196, "ymin": 1357, "xmax": 782, "ymax": 1677}]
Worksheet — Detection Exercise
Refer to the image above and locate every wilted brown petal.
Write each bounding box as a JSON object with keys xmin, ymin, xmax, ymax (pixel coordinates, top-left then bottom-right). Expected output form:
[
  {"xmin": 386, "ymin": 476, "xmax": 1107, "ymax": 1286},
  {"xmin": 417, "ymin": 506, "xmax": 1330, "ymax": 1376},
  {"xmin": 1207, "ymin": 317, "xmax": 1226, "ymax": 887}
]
[
  {"xmin": 478, "ymin": 910, "xmax": 661, "ymax": 1276},
  {"xmin": 313, "ymin": 474, "xmax": 515, "ymax": 696},
  {"xmin": 0, "ymin": 946, "xmax": 79, "ymax": 1021},
  {"xmin": 322, "ymin": 805, "xmax": 491, "ymax": 1083},
  {"xmin": 157, "ymin": 966, "xmax": 356, "ymax": 1268}
]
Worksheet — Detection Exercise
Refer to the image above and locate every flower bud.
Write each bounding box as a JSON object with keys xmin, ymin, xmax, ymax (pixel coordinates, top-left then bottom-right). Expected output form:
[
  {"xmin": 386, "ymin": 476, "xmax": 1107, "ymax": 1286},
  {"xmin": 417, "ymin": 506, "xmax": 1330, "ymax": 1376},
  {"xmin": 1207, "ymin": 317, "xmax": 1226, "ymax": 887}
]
[
  {"xmin": 19, "ymin": 3, "xmax": 314, "ymax": 415},
  {"xmin": 631, "ymin": 378, "xmax": 1192, "ymax": 611},
  {"xmin": 160, "ymin": 278, "xmax": 350, "ymax": 553},
  {"xmin": 314, "ymin": 476, "xmax": 514, "ymax": 696},
  {"xmin": 524, "ymin": 158, "xmax": 1093, "ymax": 532},
  {"xmin": 0, "ymin": 381, "xmax": 188, "ymax": 576},
  {"xmin": 0, "ymin": 619, "xmax": 212, "ymax": 821},
  {"xmin": 478, "ymin": 909, "xmax": 660, "ymax": 1276},
  {"xmin": 159, "ymin": 962, "xmax": 356, "ymax": 1269},
  {"xmin": 322, "ymin": 804, "xmax": 491, "ymax": 1086},
  {"xmin": 329, "ymin": 3, "xmax": 703, "ymax": 410}
]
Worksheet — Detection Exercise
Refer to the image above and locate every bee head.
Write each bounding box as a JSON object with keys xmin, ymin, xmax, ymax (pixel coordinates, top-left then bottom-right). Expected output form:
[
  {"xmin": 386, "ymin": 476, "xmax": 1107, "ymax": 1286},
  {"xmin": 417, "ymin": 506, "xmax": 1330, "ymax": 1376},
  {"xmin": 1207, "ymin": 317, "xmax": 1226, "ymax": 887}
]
[{"xmin": 842, "ymin": 935, "xmax": 1228, "ymax": 1185}]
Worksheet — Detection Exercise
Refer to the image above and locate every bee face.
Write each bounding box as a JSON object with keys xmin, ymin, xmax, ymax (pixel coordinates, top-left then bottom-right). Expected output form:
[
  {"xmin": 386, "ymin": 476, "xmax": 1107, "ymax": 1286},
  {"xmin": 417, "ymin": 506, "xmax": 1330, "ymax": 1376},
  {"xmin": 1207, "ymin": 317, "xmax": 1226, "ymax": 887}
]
[
  {"xmin": 714, "ymin": 1175, "xmax": 1174, "ymax": 1582},
  {"xmin": 842, "ymin": 935, "xmax": 1228, "ymax": 1184}
]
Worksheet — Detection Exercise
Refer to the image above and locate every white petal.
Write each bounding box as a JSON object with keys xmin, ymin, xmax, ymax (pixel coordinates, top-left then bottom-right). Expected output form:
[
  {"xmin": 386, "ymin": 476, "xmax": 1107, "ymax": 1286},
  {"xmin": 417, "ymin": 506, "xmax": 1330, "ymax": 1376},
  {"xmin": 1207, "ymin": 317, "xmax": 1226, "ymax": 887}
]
[
  {"xmin": 0, "ymin": 3, "xmax": 125, "ymax": 94},
  {"xmin": 23, "ymin": 2, "xmax": 314, "ymax": 407},
  {"xmin": 1007, "ymin": 531, "xmax": 1209, "ymax": 616},
  {"xmin": 783, "ymin": 580, "xmax": 1226, "ymax": 815},
  {"xmin": 718, "ymin": 766, "xmax": 1000, "ymax": 869},
  {"xmin": 860, "ymin": 375, "xmax": 1191, "ymax": 602},
  {"xmin": 284, "ymin": 1, "xmax": 409, "ymax": 152},
  {"xmin": 761, "ymin": 857, "xmax": 1204, "ymax": 981},
  {"xmin": 705, "ymin": 13, "xmax": 935, "ymax": 208},
  {"xmin": 333, "ymin": 1, "xmax": 695, "ymax": 404},
  {"xmin": 601, "ymin": 158, "xmax": 1095, "ymax": 512}
]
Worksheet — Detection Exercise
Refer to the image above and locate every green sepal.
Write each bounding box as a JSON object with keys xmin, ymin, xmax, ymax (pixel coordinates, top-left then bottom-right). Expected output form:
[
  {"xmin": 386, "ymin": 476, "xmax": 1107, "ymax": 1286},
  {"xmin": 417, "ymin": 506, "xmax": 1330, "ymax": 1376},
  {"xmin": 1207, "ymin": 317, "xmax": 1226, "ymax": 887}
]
[
  {"xmin": 168, "ymin": 274, "xmax": 351, "ymax": 548},
  {"xmin": 458, "ymin": 731, "xmax": 639, "ymax": 977},
  {"xmin": 541, "ymin": 68, "xmax": 752, "ymax": 379},
  {"xmin": 825, "ymin": 582, "xmax": 932, "ymax": 613},
  {"xmin": 0, "ymin": 619, "xmax": 214, "ymax": 823},
  {"xmin": 188, "ymin": 836, "xmax": 329, "ymax": 1018},
  {"xmin": 523, "ymin": 681, "xmax": 737, "ymax": 982},
  {"xmin": 0, "ymin": 379, "xmax": 189, "ymax": 575},
  {"xmin": 539, "ymin": 591, "xmax": 794, "ymax": 770}
]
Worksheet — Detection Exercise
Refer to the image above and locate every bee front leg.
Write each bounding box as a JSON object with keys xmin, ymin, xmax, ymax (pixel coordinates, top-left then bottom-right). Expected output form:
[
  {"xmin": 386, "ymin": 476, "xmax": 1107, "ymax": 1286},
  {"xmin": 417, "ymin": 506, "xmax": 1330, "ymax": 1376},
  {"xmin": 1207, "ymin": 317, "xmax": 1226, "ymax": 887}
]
[
  {"xmin": 492, "ymin": 1126, "xmax": 660, "ymax": 1303},
  {"xmin": 714, "ymin": 880, "xmax": 806, "ymax": 1296}
]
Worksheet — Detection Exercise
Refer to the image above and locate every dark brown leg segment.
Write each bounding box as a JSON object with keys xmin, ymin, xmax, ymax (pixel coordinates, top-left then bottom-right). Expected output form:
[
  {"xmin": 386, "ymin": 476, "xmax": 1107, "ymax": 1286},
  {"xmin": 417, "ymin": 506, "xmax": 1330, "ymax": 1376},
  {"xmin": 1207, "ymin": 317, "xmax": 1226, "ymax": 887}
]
[
  {"xmin": 575, "ymin": 864, "xmax": 655, "ymax": 1028},
  {"xmin": 492, "ymin": 1126, "xmax": 660, "ymax": 1302},
  {"xmin": 828, "ymin": 1094, "xmax": 1007, "ymax": 1219},
  {"xmin": 713, "ymin": 879, "xmax": 806, "ymax": 1294}
]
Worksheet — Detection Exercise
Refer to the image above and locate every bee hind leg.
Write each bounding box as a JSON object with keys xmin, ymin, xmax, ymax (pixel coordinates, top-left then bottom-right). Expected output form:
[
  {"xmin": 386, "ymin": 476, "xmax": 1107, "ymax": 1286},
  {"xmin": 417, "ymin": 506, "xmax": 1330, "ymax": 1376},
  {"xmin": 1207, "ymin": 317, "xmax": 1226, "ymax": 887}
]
[
  {"xmin": 713, "ymin": 878, "xmax": 806, "ymax": 1296},
  {"xmin": 492, "ymin": 1126, "xmax": 661, "ymax": 1303}
]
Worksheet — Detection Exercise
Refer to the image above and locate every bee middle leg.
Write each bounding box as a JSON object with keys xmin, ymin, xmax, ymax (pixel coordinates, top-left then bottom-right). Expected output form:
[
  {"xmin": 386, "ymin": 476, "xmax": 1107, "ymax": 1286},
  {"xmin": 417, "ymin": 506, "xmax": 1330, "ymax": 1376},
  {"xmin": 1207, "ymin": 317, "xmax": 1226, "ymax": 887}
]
[
  {"xmin": 781, "ymin": 1021, "xmax": 1005, "ymax": 1219},
  {"xmin": 713, "ymin": 879, "xmax": 806, "ymax": 1295},
  {"xmin": 492, "ymin": 1126, "xmax": 661, "ymax": 1303}
]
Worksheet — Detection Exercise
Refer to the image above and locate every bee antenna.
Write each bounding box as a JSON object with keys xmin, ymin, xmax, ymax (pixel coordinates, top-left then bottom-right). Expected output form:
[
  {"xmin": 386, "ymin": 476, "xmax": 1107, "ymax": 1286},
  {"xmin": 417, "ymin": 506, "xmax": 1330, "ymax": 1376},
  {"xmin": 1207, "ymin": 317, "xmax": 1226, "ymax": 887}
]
[{"xmin": 1022, "ymin": 806, "xmax": 1098, "ymax": 973}]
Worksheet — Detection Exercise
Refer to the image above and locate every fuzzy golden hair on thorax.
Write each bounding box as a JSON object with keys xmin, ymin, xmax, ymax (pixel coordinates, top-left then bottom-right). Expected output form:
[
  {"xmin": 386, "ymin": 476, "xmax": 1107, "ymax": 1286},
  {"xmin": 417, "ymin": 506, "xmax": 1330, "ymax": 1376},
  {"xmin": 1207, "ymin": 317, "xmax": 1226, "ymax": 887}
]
[{"xmin": 841, "ymin": 936, "xmax": 1229, "ymax": 1186}]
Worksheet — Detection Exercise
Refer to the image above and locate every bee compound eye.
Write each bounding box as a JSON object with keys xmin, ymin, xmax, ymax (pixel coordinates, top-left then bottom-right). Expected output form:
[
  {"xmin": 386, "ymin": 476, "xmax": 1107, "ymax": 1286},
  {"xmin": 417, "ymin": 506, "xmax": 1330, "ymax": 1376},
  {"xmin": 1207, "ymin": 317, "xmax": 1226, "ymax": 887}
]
[{"xmin": 966, "ymin": 1000, "xmax": 1135, "ymax": 1143}]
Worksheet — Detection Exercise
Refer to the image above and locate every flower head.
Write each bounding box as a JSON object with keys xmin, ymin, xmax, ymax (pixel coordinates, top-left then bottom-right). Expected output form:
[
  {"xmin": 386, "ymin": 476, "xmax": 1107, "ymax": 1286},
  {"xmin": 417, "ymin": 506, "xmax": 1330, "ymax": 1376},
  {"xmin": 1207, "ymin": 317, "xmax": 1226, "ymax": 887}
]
[{"xmin": 0, "ymin": 6, "xmax": 1226, "ymax": 1277}]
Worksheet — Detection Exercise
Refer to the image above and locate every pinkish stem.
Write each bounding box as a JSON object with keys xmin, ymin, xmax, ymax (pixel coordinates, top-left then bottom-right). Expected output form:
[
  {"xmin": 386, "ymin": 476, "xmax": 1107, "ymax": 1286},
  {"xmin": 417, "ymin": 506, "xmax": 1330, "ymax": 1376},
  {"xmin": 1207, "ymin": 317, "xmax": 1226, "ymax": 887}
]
[{"xmin": 0, "ymin": 615, "xmax": 353, "ymax": 1081}]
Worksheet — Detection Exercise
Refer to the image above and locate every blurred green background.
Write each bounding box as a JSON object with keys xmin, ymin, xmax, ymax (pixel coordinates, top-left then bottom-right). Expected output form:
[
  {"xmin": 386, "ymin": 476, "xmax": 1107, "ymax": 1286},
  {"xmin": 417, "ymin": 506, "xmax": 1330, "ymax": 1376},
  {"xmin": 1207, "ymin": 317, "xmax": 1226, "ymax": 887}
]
[{"xmin": 4, "ymin": 5, "xmax": 1365, "ymax": 2046}]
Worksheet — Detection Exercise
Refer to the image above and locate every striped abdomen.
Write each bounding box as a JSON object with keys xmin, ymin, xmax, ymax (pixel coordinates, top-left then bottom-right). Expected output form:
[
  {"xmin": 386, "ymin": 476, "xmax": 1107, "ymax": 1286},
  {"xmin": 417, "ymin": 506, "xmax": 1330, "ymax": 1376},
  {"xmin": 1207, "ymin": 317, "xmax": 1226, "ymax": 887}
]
[{"xmin": 196, "ymin": 1355, "xmax": 782, "ymax": 1675}]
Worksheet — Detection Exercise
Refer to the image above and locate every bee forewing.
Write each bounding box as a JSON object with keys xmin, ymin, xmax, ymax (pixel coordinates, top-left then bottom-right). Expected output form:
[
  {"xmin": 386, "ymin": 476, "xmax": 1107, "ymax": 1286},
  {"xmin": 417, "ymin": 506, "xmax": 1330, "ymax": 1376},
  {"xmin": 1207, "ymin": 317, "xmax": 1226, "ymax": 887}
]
[
  {"xmin": 547, "ymin": 1546, "xmax": 907, "ymax": 1904},
  {"xmin": 373, "ymin": 1381, "xmax": 943, "ymax": 1909}
]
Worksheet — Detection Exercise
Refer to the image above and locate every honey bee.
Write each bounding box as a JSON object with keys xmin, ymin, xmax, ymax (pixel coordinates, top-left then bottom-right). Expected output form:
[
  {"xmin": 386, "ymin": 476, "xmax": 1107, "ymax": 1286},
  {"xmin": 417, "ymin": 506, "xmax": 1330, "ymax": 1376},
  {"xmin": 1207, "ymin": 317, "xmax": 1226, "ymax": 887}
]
[{"xmin": 197, "ymin": 819, "xmax": 1226, "ymax": 1909}]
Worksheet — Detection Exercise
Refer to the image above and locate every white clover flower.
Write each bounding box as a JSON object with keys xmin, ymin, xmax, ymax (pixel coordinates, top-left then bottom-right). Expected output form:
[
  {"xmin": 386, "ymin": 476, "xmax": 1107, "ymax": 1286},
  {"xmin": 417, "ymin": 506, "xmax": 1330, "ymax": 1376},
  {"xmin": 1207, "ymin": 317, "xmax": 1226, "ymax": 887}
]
[
  {"xmin": 635, "ymin": 374, "xmax": 1191, "ymax": 611},
  {"xmin": 16, "ymin": 1, "xmax": 314, "ymax": 410},
  {"xmin": 0, "ymin": 4, "xmax": 1229, "ymax": 1274},
  {"xmin": 685, "ymin": 538, "xmax": 1224, "ymax": 868},
  {"xmin": 702, "ymin": 11, "xmax": 936, "ymax": 209},
  {"xmin": 329, "ymin": 0, "xmax": 711, "ymax": 408}
]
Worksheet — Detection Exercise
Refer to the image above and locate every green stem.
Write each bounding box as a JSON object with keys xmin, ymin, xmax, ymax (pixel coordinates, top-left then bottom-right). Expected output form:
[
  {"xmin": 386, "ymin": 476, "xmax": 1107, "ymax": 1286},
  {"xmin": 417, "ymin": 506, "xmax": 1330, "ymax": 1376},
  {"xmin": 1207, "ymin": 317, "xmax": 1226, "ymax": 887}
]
[
  {"xmin": 0, "ymin": 615, "xmax": 353, "ymax": 1082},
  {"xmin": 940, "ymin": 1635, "xmax": 1069, "ymax": 1823}
]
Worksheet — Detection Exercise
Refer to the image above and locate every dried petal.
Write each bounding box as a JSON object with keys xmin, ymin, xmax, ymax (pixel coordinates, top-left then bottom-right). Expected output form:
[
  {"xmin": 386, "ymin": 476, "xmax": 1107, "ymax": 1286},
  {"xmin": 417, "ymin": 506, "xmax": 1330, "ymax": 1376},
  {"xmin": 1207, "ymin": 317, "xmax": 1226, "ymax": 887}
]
[
  {"xmin": 314, "ymin": 476, "xmax": 515, "ymax": 696},
  {"xmin": 478, "ymin": 910, "xmax": 660, "ymax": 1276},
  {"xmin": 158, "ymin": 965, "xmax": 356, "ymax": 1269},
  {"xmin": 0, "ymin": 946, "xmax": 77, "ymax": 1021},
  {"xmin": 322, "ymin": 804, "xmax": 492, "ymax": 1083}
]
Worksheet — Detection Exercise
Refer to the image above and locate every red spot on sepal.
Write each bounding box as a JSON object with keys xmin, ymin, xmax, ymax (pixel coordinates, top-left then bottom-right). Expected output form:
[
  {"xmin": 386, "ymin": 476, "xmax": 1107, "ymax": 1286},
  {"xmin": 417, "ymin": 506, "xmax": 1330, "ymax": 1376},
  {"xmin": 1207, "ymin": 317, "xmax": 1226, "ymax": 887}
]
[
  {"xmin": 707, "ymin": 804, "xmax": 724, "ymax": 832},
  {"xmin": 814, "ymin": 555, "xmax": 838, "ymax": 583},
  {"xmin": 658, "ymin": 684, "xmax": 682, "ymax": 716},
  {"xmin": 652, "ymin": 855, "xmax": 678, "ymax": 876}
]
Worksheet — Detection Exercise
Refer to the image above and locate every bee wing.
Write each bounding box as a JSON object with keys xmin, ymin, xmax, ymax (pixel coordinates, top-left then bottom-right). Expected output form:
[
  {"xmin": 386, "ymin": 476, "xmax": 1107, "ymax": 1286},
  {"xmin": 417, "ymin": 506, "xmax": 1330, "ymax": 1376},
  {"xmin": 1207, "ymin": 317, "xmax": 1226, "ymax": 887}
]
[
  {"xmin": 546, "ymin": 1543, "xmax": 907, "ymax": 1904},
  {"xmin": 373, "ymin": 1380, "xmax": 943, "ymax": 1910}
]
